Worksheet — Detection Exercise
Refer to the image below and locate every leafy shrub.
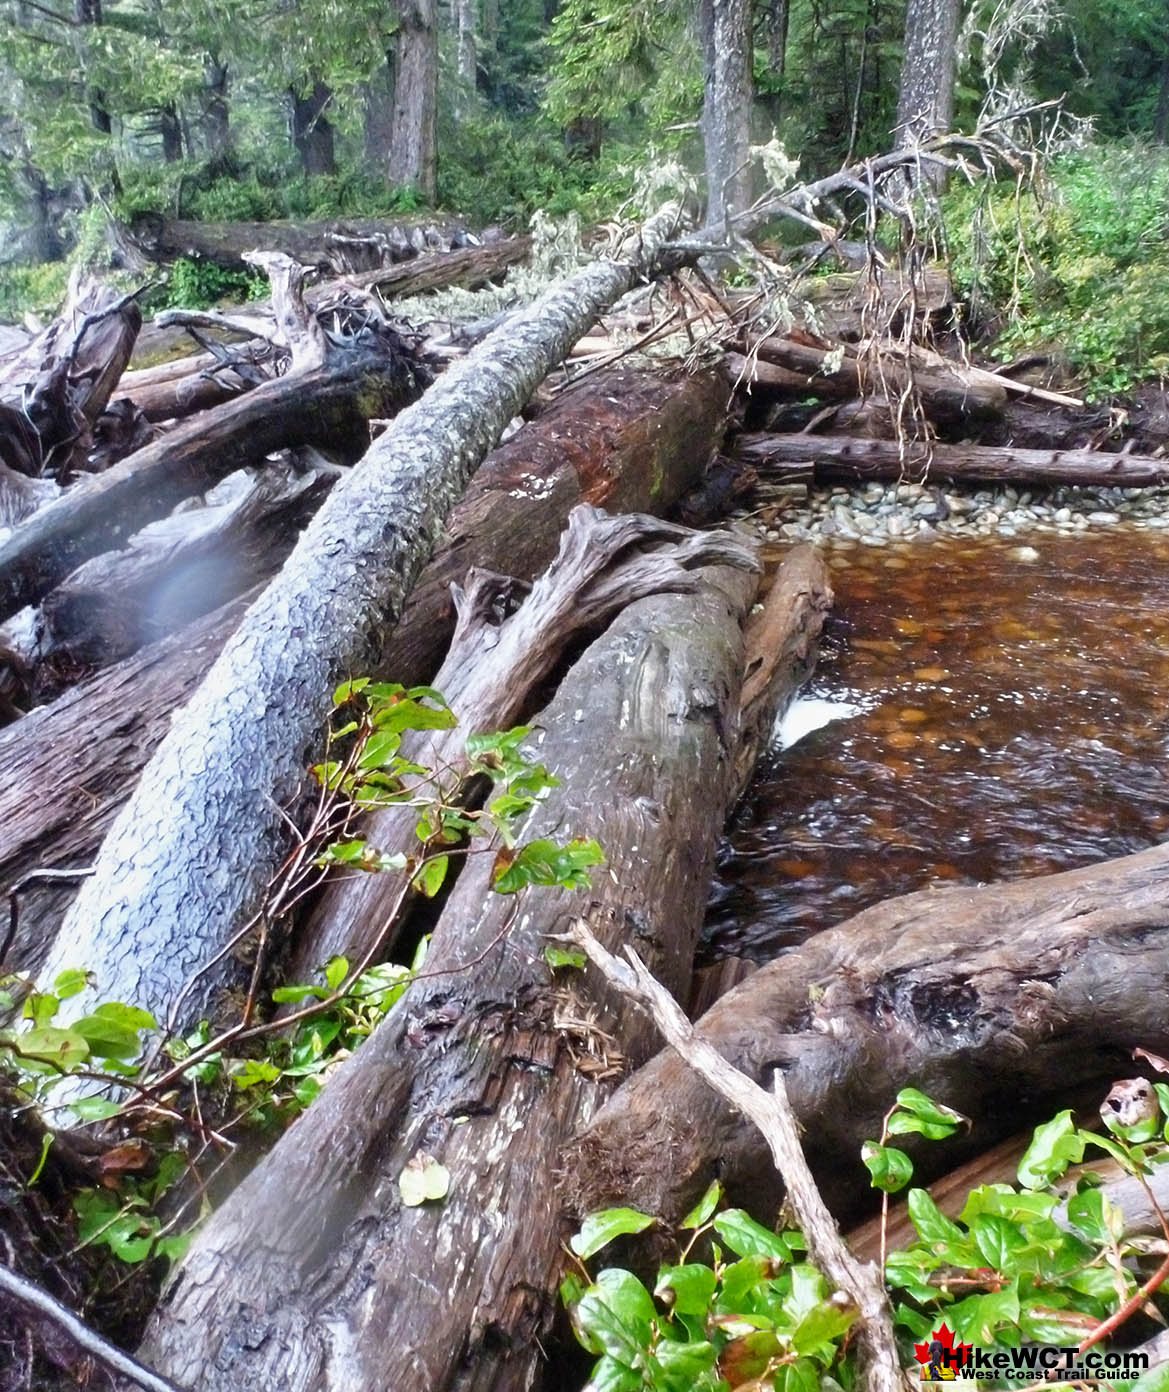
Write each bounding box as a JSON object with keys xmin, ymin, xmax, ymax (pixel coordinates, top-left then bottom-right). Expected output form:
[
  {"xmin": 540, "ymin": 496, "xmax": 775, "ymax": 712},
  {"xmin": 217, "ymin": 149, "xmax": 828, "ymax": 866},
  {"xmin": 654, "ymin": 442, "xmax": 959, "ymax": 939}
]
[
  {"xmin": 565, "ymin": 1085, "xmax": 1169, "ymax": 1390},
  {"xmin": 943, "ymin": 143, "xmax": 1169, "ymax": 398},
  {"xmin": 158, "ymin": 256, "xmax": 267, "ymax": 311}
]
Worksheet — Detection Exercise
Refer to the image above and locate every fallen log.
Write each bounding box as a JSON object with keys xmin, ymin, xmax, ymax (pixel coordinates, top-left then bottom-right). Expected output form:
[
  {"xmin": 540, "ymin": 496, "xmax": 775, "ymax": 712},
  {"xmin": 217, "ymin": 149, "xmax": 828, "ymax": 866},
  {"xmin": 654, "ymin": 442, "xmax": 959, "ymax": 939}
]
[
  {"xmin": 138, "ymin": 547, "xmax": 831, "ymax": 1392},
  {"xmin": 37, "ymin": 209, "xmax": 698, "ymax": 1029},
  {"xmin": 128, "ymin": 212, "xmax": 473, "ymax": 274},
  {"xmin": 562, "ymin": 839, "xmax": 1169, "ymax": 1229},
  {"xmin": 735, "ymin": 431, "xmax": 1169, "ymax": 488},
  {"xmin": 39, "ymin": 460, "xmax": 333, "ymax": 672},
  {"xmin": 0, "ymin": 367, "xmax": 721, "ymax": 972},
  {"xmin": 287, "ymin": 506, "xmax": 761, "ymax": 982},
  {"xmin": 0, "ymin": 340, "xmax": 422, "ymax": 623},
  {"xmin": 0, "ymin": 280, "xmax": 142, "ymax": 482},
  {"xmin": 733, "ymin": 337, "xmax": 1008, "ymax": 421}
]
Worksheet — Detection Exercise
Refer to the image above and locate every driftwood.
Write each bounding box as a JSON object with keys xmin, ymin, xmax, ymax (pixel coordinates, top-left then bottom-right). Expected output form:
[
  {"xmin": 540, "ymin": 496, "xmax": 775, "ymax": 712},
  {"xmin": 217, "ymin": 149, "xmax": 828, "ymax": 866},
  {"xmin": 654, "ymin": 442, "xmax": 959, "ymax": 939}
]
[
  {"xmin": 39, "ymin": 461, "xmax": 333, "ymax": 671},
  {"xmin": 128, "ymin": 212, "xmax": 474, "ymax": 274},
  {"xmin": 37, "ymin": 210, "xmax": 696, "ymax": 1031},
  {"xmin": 288, "ymin": 506, "xmax": 760, "ymax": 982},
  {"xmin": 0, "ymin": 280, "xmax": 142, "ymax": 482},
  {"xmin": 735, "ymin": 431, "xmax": 1169, "ymax": 488},
  {"xmin": 0, "ymin": 342, "xmax": 421, "ymax": 623},
  {"xmin": 563, "ymin": 839, "xmax": 1169, "ymax": 1228},
  {"xmin": 0, "ymin": 367, "xmax": 719, "ymax": 973},
  {"xmin": 732, "ymin": 337, "xmax": 1007, "ymax": 421},
  {"xmin": 138, "ymin": 538, "xmax": 806, "ymax": 1390}
]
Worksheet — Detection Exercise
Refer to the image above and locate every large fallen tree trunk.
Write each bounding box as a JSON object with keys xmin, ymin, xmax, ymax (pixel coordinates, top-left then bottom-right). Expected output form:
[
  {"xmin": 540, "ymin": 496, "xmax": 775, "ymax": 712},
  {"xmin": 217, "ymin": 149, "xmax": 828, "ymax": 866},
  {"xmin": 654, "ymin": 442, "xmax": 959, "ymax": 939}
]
[
  {"xmin": 139, "ymin": 546, "xmax": 832, "ymax": 1392},
  {"xmin": 0, "ymin": 344, "xmax": 421, "ymax": 623},
  {"xmin": 128, "ymin": 212, "xmax": 473, "ymax": 273},
  {"xmin": 1, "ymin": 367, "xmax": 721, "ymax": 975},
  {"xmin": 36, "ymin": 212, "xmax": 702, "ymax": 1028},
  {"xmin": 736, "ymin": 431, "xmax": 1169, "ymax": 488},
  {"xmin": 562, "ymin": 838, "xmax": 1169, "ymax": 1228}
]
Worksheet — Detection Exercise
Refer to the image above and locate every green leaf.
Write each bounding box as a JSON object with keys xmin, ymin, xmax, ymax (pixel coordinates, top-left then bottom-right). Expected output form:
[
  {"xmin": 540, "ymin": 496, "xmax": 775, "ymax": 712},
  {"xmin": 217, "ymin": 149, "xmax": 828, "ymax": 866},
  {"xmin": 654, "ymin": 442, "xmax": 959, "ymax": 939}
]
[
  {"xmin": 324, "ymin": 956, "xmax": 349, "ymax": 991},
  {"xmin": 70, "ymin": 1096, "xmax": 123, "ymax": 1123},
  {"xmin": 1018, "ymin": 1111, "xmax": 1085, "ymax": 1189},
  {"xmin": 712, "ymin": 1209, "xmax": 790, "ymax": 1260},
  {"xmin": 894, "ymin": 1088, "xmax": 969, "ymax": 1130},
  {"xmin": 357, "ymin": 729, "xmax": 403, "ymax": 770},
  {"xmin": 398, "ymin": 1151, "xmax": 451, "ymax": 1207},
  {"xmin": 969, "ymin": 1213, "xmax": 1026, "ymax": 1269},
  {"xmin": 906, "ymin": 1189, "xmax": 967, "ymax": 1246},
  {"xmin": 414, "ymin": 854, "xmax": 449, "ymax": 898},
  {"xmin": 92, "ymin": 1001, "xmax": 156, "ymax": 1031},
  {"xmin": 333, "ymin": 676, "xmax": 370, "ymax": 705},
  {"xmin": 575, "ymin": 1269, "xmax": 657, "ymax": 1362},
  {"xmin": 492, "ymin": 837, "xmax": 604, "ymax": 894},
  {"xmin": 544, "ymin": 945, "xmax": 587, "ymax": 970},
  {"xmin": 19, "ymin": 1025, "xmax": 89, "ymax": 1068},
  {"xmin": 52, "ymin": 969, "xmax": 90, "ymax": 999},
  {"xmin": 1131, "ymin": 1359, "xmax": 1169, "ymax": 1392},
  {"xmin": 947, "ymin": 1283, "xmax": 1020, "ymax": 1344},
  {"xmin": 1066, "ymin": 1185, "xmax": 1123, "ymax": 1244},
  {"xmin": 271, "ymin": 982, "xmax": 329, "ymax": 1005},
  {"xmin": 571, "ymin": 1206, "xmax": 656, "ymax": 1259},
  {"xmin": 580, "ymin": 1355, "xmax": 642, "ymax": 1392},
  {"xmin": 654, "ymin": 1263, "xmax": 717, "ymax": 1317},
  {"xmin": 23, "ymin": 992, "xmax": 59, "ymax": 1028},
  {"xmin": 651, "ymin": 1338, "xmax": 719, "ymax": 1387},
  {"xmin": 681, "ymin": 1179, "xmax": 722, "ymax": 1229},
  {"xmin": 71, "ymin": 1014, "xmax": 141, "ymax": 1060},
  {"xmin": 862, "ymin": 1141, "xmax": 913, "ymax": 1193},
  {"xmin": 791, "ymin": 1296, "xmax": 858, "ymax": 1356}
]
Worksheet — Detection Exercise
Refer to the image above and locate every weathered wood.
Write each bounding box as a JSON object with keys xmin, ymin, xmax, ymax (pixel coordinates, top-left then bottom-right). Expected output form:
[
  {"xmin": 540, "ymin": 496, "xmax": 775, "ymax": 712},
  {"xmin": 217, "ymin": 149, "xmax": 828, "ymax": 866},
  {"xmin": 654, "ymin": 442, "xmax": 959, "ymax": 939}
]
[
  {"xmin": 736, "ymin": 431, "xmax": 1169, "ymax": 488},
  {"xmin": 38, "ymin": 211, "xmax": 700, "ymax": 1032},
  {"xmin": 0, "ymin": 599, "xmax": 248, "ymax": 977},
  {"xmin": 735, "ymin": 337, "xmax": 1007, "ymax": 419},
  {"xmin": 0, "ymin": 368, "xmax": 719, "ymax": 974},
  {"xmin": 563, "ymin": 839, "xmax": 1169, "ymax": 1228},
  {"xmin": 128, "ymin": 212, "xmax": 473, "ymax": 273},
  {"xmin": 39, "ymin": 462, "xmax": 333, "ymax": 671},
  {"xmin": 138, "ymin": 557, "xmax": 762, "ymax": 1392},
  {"xmin": 288, "ymin": 507, "xmax": 759, "ymax": 983},
  {"xmin": 0, "ymin": 346, "xmax": 421, "ymax": 623}
]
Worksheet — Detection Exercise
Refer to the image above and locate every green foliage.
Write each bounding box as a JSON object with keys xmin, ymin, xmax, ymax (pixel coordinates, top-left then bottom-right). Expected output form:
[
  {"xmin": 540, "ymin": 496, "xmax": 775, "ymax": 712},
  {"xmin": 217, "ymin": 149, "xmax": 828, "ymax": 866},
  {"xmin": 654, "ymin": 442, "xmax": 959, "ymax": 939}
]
[
  {"xmin": 161, "ymin": 257, "xmax": 266, "ymax": 310},
  {"xmin": 0, "ymin": 260, "xmax": 70, "ymax": 323},
  {"xmin": 564, "ymin": 1085, "xmax": 1169, "ymax": 1390},
  {"xmin": 944, "ymin": 144, "xmax": 1169, "ymax": 397}
]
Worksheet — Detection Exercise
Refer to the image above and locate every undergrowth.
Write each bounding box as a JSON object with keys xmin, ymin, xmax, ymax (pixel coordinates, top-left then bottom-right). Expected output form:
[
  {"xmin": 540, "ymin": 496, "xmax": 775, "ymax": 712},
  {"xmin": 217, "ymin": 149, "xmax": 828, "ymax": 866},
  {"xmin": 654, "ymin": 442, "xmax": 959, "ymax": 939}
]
[{"xmin": 944, "ymin": 143, "xmax": 1169, "ymax": 399}]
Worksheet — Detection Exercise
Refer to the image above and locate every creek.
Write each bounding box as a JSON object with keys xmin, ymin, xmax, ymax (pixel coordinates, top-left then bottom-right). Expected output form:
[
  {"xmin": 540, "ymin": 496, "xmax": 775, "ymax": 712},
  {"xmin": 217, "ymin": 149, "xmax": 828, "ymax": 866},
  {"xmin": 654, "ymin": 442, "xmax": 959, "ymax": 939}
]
[{"xmin": 703, "ymin": 529, "xmax": 1169, "ymax": 961}]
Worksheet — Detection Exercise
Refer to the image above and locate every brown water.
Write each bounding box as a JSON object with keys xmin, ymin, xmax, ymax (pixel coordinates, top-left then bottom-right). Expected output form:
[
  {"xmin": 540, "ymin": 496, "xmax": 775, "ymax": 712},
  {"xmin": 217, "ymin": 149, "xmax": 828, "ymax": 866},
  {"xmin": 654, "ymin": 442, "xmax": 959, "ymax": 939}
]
[{"xmin": 703, "ymin": 530, "xmax": 1169, "ymax": 962}]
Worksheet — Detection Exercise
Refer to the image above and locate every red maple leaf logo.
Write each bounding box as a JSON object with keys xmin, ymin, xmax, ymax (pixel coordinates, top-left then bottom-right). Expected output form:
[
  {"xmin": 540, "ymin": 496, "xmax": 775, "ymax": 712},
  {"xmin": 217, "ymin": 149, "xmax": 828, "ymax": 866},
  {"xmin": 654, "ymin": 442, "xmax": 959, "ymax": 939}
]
[{"xmin": 913, "ymin": 1322, "xmax": 973, "ymax": 1378}]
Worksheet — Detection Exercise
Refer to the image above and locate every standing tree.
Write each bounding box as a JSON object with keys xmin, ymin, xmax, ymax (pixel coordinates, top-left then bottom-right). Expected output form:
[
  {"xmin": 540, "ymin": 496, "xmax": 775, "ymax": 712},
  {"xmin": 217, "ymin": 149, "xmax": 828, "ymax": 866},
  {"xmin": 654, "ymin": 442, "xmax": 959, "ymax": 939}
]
[
  {"xmin": 894, "ymin": 0, "xmax": 961, "ymax": 176},
  {"xmin": 699, "ymin": 0, "xmax": 753, "ymax": 228},
  {"xmin": 389, "ymin": 0, "xmax": 437, "ymax": 201},
  {"xmin": 290, "ymin": 77, "xmax": 336, "ymax": 176}
]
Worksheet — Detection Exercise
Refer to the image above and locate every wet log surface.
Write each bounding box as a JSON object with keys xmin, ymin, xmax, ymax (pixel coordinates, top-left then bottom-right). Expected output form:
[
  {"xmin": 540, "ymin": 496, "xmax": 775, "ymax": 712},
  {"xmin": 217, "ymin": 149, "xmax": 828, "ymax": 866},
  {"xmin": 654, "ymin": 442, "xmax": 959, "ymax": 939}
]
[
  {"xmin": 0, "ymin": 345, "xmax": 422, "ymax": 624},
  {"xmin": 139, "ymin": 555, "xmax": 762, "ymax": 1391},
  {"xmin": 562, "ymin": 839, "xmax": 1169, "ymax": 1228},
  {"xmin": 736, "ymin": 431, "xmax": 1169, "ymax": 487}
]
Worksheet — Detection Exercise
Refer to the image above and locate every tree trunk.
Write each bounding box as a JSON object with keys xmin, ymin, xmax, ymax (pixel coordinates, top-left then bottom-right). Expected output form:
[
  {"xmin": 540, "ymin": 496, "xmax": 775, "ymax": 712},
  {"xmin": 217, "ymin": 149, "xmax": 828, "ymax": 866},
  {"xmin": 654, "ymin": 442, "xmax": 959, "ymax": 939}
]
[
  {"xmin": 894, "ymin": 0, "xmax": 960, "ymax": 182},
  {"xmin": 0, "ymin": 365, "xmax": 720, "ymax": 976},
  {"xmin": 158, "ymin": 105, "xmax": 183, "ymax": 163},
  {"xmin": 563, "ymin": 838, "xmax": 1169, "ymax": 1229},
  {"xmin": 35, "ymin": 214, "xmax": 694, "ymax": 1031},
  {"xmin": 362, "ymin": 56, "xmax": 396, "ymax": 168},
  {"xmin": 389, "ymin": 0, "xmax": 438, "ymax": 202},
  {"xmin": 735, "ymin": 431, "xmax": 1169, "ymax": 489},
  {"xmin": 0, "ymin": 348, "xmax": 422, "ymax": 623},
  {"xmin": 290, "ymin": 80, "xmax": 336, "ymax": 178},
  {"xmin": 699, "ymin": 0, "xmax": 754, "ymax": 228},
  {"xmin": 762, "ymin": 0, "xmax": 789, "ymax": 119},
  {"xmin": 201, "ymin": 56, "xmax": 231, "ymax": 156},
  {"xmin": 454, "ymin": 0, "xmax": 477, "ymax": 110},
  {"xmin": 138, "ymin": 545, "xmax": 784, "ymax": 1391},
  {"xmin": 288, "ymin": 501, "xmax": 751, "ymax": 983}
]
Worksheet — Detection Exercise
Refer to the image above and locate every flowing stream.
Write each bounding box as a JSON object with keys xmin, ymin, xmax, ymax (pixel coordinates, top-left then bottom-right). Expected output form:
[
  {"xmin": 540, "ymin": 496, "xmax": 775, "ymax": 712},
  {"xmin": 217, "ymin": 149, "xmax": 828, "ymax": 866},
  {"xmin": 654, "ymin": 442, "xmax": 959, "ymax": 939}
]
[{"xmin": 703, "ymin": 530, "xmax": 1169, "ymax": 962}]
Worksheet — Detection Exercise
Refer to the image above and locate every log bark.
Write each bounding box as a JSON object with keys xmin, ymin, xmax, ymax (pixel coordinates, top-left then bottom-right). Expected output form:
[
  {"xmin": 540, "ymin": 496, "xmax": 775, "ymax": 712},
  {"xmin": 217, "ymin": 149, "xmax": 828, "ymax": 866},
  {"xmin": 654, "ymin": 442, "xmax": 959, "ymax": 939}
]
[
  {"xmin": 0, "ymin": 367, "xmax": 719, "ymax": 976},
  {"xmin": 37, "ymin": 213, "xmax": 696, "ymax": 1031},
  {"xmin": 562, "ymin": 839, "xmax": 1169, "ymax": 1229},
  {"xmin": 138, "ymin": 553, "xmax": 765, "ymax": 1391},
  {"xmin": 736, "ymin": 337, "xmax": 1007, "ymax": 420},
  {"xmin": 287, "ymin": 506, "xmax": 759, "ymax": 982},
  {"xmin": 39, "ymin": 462, "xmax": 333, "ymax": 671},
  {"xmin": 128, "ymin": 212, "xmax": 468, "ymax": 274},
  {"xmin": 0, "ymin": 347, "xmax": 421, "ymax": 623},
  {"xmin": 735, "ymin": 431, "xmax": 1169, "ymax": 488}
]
